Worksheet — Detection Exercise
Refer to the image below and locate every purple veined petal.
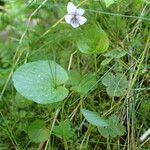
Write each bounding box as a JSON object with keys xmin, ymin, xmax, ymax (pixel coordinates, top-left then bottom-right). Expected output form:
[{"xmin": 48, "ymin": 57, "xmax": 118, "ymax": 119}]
[
  {"xmin": 65, "ymin": 14, "xmax": 73, "ymax": 24},
  {"xmin": 67, "ymin": 2, "xmax": 76, "ymax": 14},
  {"xmin": 70, "ymin": 19, "xmax": 80, "ymax": 28},
  {"xmin": 76, "ymin": 16, "xmax": 87, "ymax": 25},
  {"xmin": 76, "ymin": 8, "xmax": 85, "ymax": 15}
]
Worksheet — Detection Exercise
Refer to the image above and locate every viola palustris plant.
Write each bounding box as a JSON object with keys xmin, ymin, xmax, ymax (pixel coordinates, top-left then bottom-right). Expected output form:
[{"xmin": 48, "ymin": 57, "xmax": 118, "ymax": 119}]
[{"xmin": 0, "ymin": 0, "xmax": 150, "ymax": 149}]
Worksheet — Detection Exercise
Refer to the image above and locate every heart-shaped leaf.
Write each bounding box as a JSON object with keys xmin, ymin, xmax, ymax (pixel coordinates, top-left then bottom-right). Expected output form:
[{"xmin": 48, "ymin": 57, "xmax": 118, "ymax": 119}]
[
  {"xmin": 77, "ymin": 26, "xmax": 109, "ymax": 55},
  {"xmin": 13, "ymin": 60, "xmax": 68, "ymax": 104}
]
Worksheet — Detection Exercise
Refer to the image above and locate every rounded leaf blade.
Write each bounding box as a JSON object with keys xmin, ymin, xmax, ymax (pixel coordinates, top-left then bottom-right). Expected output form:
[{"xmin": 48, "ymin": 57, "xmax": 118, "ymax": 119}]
[{"xmin": 13, "ymin": 60, "xmax": 68, "ymax": 104}]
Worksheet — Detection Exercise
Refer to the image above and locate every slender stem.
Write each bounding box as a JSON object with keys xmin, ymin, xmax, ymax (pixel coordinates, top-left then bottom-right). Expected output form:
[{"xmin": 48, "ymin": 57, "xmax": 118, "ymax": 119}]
[
  {"xmin": 44, "ymin": 108, "xmax": 60, "ymax": 150},
  {"xmin": 94, "ymin": 54, "xmax": 98, "ymax": 74}
]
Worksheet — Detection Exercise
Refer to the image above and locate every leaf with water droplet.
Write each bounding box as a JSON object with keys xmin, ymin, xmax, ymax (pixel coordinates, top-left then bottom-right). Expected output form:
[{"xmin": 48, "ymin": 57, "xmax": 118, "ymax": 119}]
[{"xmin": 13, "ymin": 60, "xmax": 69, "ymax": 104}]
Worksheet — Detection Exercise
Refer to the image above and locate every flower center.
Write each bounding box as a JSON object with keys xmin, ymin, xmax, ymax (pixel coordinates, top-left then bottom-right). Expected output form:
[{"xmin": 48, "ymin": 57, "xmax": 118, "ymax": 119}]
[{"xmin": 71, "ymin": 15, "xmax": 78, "ymax": 24}]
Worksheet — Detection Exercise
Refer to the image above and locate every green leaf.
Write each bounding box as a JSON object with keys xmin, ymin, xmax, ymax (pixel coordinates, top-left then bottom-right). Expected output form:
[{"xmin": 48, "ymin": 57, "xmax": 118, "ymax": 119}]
[
  {"xmin": 81, "ymin": 109, "xmax": 108, "ymax": 127},
  {"xmin": 77, "ymin": 26, "xmax": 109, "ymax": 54},
  {"xmin": 98, "ymin": 115, "xmax": 125, "ymax": 138},
  {"xmin": 53, "ymin": 120, "xmax": 74, "ymax": 140},
  {"xmin": 13, "ymin": 60, "xmax": 68, "ymax": 104},
  {"xmin": 102, "ymin": 73, "xmax": 115, "ymax": 86},
  {"xmin": 107, "ymin": 74, "xmax": 128, "ymax": 97},
  {"xmin": 27, "ymin": 119, "xmax": 49, "ymax": 143},
  {"xmin": 104, "ymin": 49, "xmax": 127, "ymax": 58},
  {"xmin": 102, "ymin": 0, "xmax": 115, "ymax": 7},
  {"xmin": 98, "ymin": 126, "xmax": 110, "ymax": 138},
  {"xmin": 67, "ymin": 71, "xmax": 81, "ymax": 86},
  {"xmin": 101, "ymin": 57, "xmax": 113, "ymax": 66},
  {"xmin": 70, "ymin": 74, "xmax": 97, "ymax": 96},
  {"xmin": 77, "ymin": 38, "xmax": 92, "ymax": 54},
  {"xmin": 102, "ymin": 73, "xmax": 128, "ymax": 97}
]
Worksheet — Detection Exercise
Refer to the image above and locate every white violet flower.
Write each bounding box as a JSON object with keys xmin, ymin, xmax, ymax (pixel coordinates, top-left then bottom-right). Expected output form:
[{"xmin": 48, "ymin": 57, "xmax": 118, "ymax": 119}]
[{"xmin": 65, "ymin": 2, "xmax": 87, "ymax": 28}]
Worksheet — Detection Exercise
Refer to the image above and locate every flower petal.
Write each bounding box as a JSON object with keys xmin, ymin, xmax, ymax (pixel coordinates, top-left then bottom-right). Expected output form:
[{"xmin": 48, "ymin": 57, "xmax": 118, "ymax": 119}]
[
  {"xmin": 76, "ymin": 8, "xmax": 85, "ymax": 15},
  {"xmin": 70, "ymin": 20, "xmax": 79, "ymax": 28},
  {"xmin": 67, "ymin": 2, "xmax": 76, "ymax": 14},
  {"xmin": 65, "ymin": 14, "xmax": 73, "ymax": 24},
  {"xmin": 76, "ymin": 16, "xmax": 87, "ymax": 25}
]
